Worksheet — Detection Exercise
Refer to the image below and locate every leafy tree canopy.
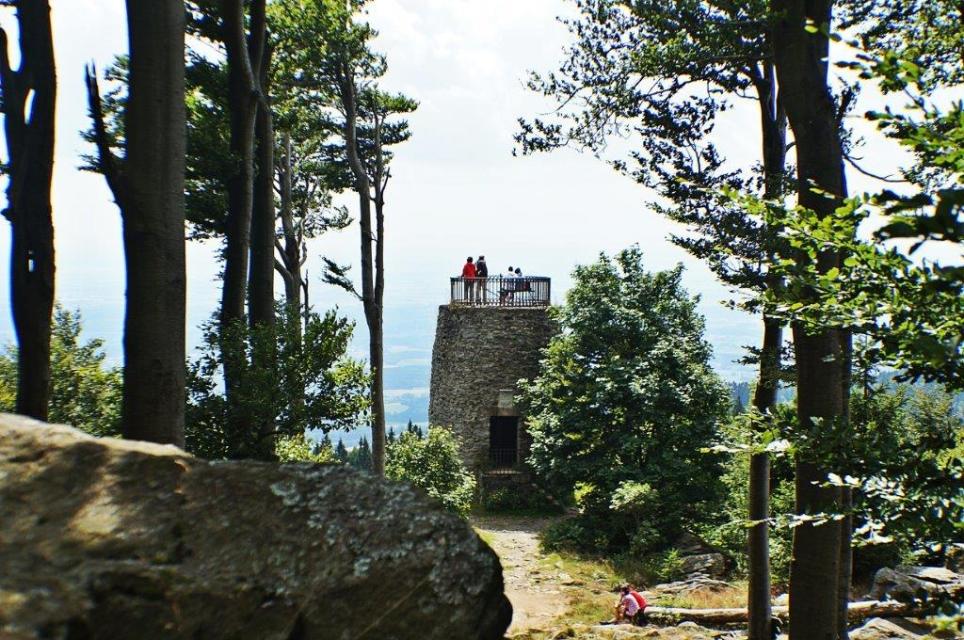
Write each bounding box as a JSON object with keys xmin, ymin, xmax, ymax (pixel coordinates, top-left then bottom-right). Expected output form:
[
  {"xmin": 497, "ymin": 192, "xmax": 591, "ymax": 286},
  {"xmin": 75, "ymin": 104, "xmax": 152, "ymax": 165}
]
[
  {"xmin": 386, "ymin": 426, "xmax": 476, "ymax": 517},
  {"xmin": 521, "ymin": 247, "xmax": 730, "ymax": 551},
  {"xmin": 186, "ymin": 306, "xmax": 369, "ymax": 459}
]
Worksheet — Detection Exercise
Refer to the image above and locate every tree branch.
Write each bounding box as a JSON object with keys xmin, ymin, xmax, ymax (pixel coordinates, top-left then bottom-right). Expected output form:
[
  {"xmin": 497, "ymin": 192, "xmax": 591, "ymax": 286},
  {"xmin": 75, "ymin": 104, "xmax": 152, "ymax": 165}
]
[
  {"xmin": 844, "ymin": 152, "xmax": 906, "ymax": 184},
  {"xmin": 84, "ymin": 64, "xmax": 128, "ymax": 212}
]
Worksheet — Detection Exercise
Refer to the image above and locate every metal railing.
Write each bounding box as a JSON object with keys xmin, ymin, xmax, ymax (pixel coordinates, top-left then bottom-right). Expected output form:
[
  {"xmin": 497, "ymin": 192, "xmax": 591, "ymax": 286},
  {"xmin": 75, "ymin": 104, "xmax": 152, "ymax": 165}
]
[
  {"xmin": 450, "ymin": 276, "xmax": 550, "ymax": 307},
  {"xmin": 489, "ymin": 447, "xmax": 518, "ymax": 469}
]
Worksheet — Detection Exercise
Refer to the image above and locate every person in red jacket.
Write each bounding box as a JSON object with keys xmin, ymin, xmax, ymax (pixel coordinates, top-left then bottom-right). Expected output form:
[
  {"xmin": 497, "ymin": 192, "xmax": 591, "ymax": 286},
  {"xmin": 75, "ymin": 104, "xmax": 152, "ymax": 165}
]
[
  {"xmin": 628, "ymin": 587, "xmax": 647, "ymax": 625},
  {"xmin": 461, "ymin": 256, "xmax": 476, "ymax": 302}
]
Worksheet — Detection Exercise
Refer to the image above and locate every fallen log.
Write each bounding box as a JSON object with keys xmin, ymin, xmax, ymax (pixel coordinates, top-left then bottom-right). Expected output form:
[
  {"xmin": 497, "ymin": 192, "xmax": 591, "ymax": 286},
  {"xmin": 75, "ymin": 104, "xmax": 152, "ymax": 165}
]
[{"xmin": 644, "ymin": 600, "xmax": 916, "ymax": 625}]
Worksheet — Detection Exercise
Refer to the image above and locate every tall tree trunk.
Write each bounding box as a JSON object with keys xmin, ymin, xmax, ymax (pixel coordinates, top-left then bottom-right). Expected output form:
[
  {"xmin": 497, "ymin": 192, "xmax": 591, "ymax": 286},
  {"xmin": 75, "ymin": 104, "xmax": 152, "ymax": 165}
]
[
  {"xmin": 0, "ymin": 1, "xmax": 57, "ymax": 421},
  {"xmin": 748, "ymin": 57, "xmax": 787, "ymax": 640},
  {"xmin": 276, "ymin": 136, "xmax": 301, "ymax": 314},
  {"xmin": 219, "ymin": 0, "xmax": 265, "ymax": 447},
  {"xmin": 838, "ymin": 330, "xmax": 854, "ymax": 640},
  {"xmin": 749, "ymin": 320, "xmax": 781, "ymax": 640},
  {"xmin": 371, "ymin": 182, "xmax": 387, "ymax": 477},
  {"xmin": 771, "ymin": 1, "xmax": 849, "ymax": 638},
  {"xmin": 121, "ymin": 0, "xmax": 187, "ymax": 445},
  {"xmin": 340, "ymin": 73, "xmax": 386, "ymax": 477},
  {"xmin": 247, "ymin": 40, "xmax": 275, "ymax": 458},
  {"xmin": 249, "ymin": 42, "xmax": 274, "ymax": 331}
]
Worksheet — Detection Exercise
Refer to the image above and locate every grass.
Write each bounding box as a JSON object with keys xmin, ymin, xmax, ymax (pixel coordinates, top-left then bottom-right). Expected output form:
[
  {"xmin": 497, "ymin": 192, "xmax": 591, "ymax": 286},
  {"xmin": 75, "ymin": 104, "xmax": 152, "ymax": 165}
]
[
  {"xmin": 539, "ymin": 552, "xmax": 624, "ymax": 626},
  {"xmin": 536, "ymin": 549, "xmax": 750, "ymax": 630},
  {"xmin": 655, "ymin": 581, "xmax": 748, "ymax": 609},
  {"xmin": 474, "ymin": 527, "xmax": 497, "ymax": 548}
]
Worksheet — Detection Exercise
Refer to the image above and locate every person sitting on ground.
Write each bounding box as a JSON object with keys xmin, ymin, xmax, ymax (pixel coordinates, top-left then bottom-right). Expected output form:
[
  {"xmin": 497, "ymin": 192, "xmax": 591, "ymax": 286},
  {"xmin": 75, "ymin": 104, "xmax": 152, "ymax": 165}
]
[
  {"xmin": 628, "ymin": 586, "xmax": 648, "ymax": 625},
  {"xmin": 614, "ymin": 585, "xmax": 640, "ymax": 624}
]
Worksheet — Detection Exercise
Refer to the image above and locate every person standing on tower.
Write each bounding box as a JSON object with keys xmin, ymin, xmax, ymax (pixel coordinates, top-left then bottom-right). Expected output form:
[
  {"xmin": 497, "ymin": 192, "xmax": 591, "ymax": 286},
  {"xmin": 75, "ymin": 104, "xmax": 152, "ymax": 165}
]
[
  {"xmin": 461, "ymin": 256, "xmax": 476, "ymax": 302},
  {"xmin": 476, "ymin": 255, "xmax": 488, "ymax": 303}
]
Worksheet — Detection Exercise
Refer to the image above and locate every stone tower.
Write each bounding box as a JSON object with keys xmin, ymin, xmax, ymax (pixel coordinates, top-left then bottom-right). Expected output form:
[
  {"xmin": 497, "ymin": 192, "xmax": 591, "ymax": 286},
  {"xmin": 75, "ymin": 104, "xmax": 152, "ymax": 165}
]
[{"xmin": 429, "ymin": 276, "xmax": 555, "ymax": 474}]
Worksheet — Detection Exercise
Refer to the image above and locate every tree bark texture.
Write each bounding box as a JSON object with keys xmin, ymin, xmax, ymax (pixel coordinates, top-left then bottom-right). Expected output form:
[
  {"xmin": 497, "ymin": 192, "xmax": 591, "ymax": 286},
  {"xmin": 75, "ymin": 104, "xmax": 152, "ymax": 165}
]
[
  {"xmin": 838, "ymin": 330, "xmax": 854, "ymax": 640},
  {"xmin": 248, "ymin": 42, "xmax": 274, "ymax": 331},
  {"xmin": 121, "ymin": 0, "xmax": 187, "ymax": 445},
  {"xmin": 219, "ymin": 0, "xmax": 266, "ymax": 446},
  {"xmin": 771, "ymin": 1, "xmax": 849, "ymax": 637},
  {"xmin": 275, "ymin": 134, "xmax": 303, "ymax": 321},
  {"xmin": 340, "ymin": 74, "xmax": 386, "ymax": 477},
  {"xmin": 747, "ymin": 55, "xmax": 787, "ymax": 640},
  {"xmin": 0, "ymin": 1, "xmax": 57, "ymax": 421}
]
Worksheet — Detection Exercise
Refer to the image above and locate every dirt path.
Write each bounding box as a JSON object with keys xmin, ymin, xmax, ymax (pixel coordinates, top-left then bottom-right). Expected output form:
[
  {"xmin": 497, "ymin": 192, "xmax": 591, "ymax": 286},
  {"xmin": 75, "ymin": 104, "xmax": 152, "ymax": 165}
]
[{"xmin": 473, "ymin": 515, "xmax": 568, "ymax": 634}]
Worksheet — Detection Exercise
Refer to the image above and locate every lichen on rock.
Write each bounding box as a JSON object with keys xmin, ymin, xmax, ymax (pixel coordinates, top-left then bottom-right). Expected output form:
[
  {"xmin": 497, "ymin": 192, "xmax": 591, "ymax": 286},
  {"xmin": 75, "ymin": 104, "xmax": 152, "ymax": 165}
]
[{"xmin": 0, "ymin": 414, "xmax": 512, "ymax": 639}]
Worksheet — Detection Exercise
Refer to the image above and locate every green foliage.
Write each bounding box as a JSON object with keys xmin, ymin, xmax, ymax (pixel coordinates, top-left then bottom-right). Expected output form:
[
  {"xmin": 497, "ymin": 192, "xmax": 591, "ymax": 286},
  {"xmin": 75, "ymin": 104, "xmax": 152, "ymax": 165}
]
[
  {"xmin": 185, "ymin": 306, "xmax": 369, "ymax": 459},
  {"xmin": 521, "ymin": 247, "xmax": 730, "ymax": 553},
  {"xmin": 479, "ymin": 484, "xmax": 563, "ymax": 515},
  {"xmin": 845, "ymin": 385, "xmax": 963, "ymax": 558},
  {"xmin": 0, "ymin": 307, "xmax": 122, "ymax": 437},
  {"xmin": 347, "ymin": 436, "xmax": 372, "ymax": 471},
  {"xmin": 405, "ymin": 419, "xmax": 424, "ymax": 439},
  {"xmin": 701, "ymin": 404, "xmax": 798, "ymax": 585},
  {"xmin": 707, "ymin": 384, "xmax": 962, "ymax": 583},
  {"xmin": 275, "ymin": 433, "xmax": 336, "ymax": 463},
  {"xmin": 641, "ymin": 548, "xmax": 686, "ymax": 585},
  {"xmin": 724, "ymin": 41, "xmax": 964, "ymax": 390},
  {"xmin": 334, "ymin": 438, "xmax": 349, "ymax": 463},
  {"xmin": 516, "ymin": 0, "xmax": 781, "ymax": 302},
  {"xmin": 385, "ymin": 426, "xmax": 476, "ymax": 516}
]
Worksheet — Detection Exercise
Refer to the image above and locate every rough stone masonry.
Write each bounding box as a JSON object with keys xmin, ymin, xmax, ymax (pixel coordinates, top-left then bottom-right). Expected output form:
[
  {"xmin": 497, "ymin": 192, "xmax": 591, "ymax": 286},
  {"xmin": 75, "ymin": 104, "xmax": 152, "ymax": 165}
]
[
  {"xmin": 429, "ymin": 305, "xmax": 555, "ymax": 472},
  {"xmin": 0, "ymin": 414, "xmax": 511, "ymax": 640}
]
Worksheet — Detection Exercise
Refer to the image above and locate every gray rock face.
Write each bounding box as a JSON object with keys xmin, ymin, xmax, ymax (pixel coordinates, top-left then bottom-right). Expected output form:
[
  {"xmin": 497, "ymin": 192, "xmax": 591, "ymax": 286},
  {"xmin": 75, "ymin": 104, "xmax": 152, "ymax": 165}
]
[
  {"xmin": 673, "ymin": 532, "xmax": 713, "ymax": 556},
  {"xmin": 870, "ymin": 565, "xmax": 964, "ymax": 603},
  {"xmin": 849, "ymin": 617, "xmax": 931, "ymax": 640},
  {"xmin": 0, "ymin": 415, "xmax": 511, "ymax": 640},
  {"xmin": 677, "ymin": 553, "xmax": 727, "ymax": 579},
  {"xmin": 429, "ymin": 305, "xmax": 556, "ymax": 472}
]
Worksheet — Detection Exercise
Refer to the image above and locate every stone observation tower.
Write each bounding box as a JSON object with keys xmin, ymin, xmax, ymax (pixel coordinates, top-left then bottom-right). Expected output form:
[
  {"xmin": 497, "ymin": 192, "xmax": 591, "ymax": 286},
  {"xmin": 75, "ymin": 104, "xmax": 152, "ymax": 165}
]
[{"xmin": 429, "ymin": 274, "xmax": 555, "ymax": 476}]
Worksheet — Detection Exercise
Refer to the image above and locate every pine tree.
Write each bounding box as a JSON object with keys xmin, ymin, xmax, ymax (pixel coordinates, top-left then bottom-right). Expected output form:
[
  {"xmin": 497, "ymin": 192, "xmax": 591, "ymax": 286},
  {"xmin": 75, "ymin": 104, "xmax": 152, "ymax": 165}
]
[{"xmin": 348, "ymin": 436, "xmax": 372, "ymax": 471}]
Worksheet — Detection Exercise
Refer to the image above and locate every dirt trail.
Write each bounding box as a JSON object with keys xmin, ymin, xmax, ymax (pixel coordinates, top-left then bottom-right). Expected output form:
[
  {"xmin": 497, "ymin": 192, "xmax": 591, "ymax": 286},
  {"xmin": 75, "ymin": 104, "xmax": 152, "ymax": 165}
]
[{"xmin": 473, "ymin": 515, "xmax": 568, "ymax": 634}]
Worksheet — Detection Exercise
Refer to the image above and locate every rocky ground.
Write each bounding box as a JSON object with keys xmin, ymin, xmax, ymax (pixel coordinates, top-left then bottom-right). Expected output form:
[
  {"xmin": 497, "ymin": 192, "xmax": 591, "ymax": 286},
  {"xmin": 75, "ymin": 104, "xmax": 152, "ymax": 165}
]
[
  {"xmin": 473, "ymin": 515, "xmax": 569, "ymax": 634},
  {"xmin": 473, "ymin": 514, "xmax": 961, "ymax": 640}
]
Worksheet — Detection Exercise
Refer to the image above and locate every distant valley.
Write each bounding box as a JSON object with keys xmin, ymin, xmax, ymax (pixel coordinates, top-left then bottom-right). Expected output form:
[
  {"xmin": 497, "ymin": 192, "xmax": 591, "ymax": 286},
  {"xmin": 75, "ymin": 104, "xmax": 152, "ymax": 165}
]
[{"xmin": 0, "ymin": 298, "xmax": 761, "ymax": 449}]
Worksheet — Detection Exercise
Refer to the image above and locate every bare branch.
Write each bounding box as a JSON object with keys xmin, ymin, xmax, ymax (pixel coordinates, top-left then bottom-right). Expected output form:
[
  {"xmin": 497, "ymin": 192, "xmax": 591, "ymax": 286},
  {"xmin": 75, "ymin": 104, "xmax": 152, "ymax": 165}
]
[
  {"xmin": 84, "ymin": 64, "xmax": 127, "ymax": 212},
  {"xmin": 844, "ymin": 152, "xmax": 906, "ymax": 184}
]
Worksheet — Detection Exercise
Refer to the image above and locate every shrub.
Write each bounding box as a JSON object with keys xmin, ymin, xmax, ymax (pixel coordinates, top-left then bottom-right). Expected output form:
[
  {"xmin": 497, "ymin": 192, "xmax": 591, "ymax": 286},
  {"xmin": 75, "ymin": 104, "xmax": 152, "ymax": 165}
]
[
  {"xmin": 521, "ymin": 248, "xmax": 730, "ymax": 554},
  {"xmin": 275, "ymin": 434, "xmax": 336, "ymax": 463},
  {"xmin": 0, "ymin": 307, "xmax": 122, "ymax": 437},
  {"xmin": 185, "ymin": 307, "xmax": 369, "ymax": 460},
  {"xmin": 386, "ymin": 426, "xmax": 476, "ymax": 516},
  {"xmin": 480, "ymin": 483, "xmax": 564, "ymax": 514}
]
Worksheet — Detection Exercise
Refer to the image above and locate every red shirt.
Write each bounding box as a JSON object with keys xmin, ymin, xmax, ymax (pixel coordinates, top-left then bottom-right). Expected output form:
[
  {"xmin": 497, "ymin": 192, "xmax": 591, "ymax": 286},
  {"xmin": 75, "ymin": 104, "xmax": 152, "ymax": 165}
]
[
  {"xmin": 462, "ymin": 263, "xmax": 477, "ymax": 278},
  {"xmin": 630, "ymin": 591, "xmax": 647, "ymax": 610}
]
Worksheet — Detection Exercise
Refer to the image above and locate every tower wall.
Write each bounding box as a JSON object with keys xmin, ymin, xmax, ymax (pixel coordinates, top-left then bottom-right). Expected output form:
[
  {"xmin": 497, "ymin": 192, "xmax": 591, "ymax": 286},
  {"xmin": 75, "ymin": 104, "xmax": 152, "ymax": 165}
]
[{"xmin": 429, "ymin": 305, "xmax": 555, "ymax": 472}]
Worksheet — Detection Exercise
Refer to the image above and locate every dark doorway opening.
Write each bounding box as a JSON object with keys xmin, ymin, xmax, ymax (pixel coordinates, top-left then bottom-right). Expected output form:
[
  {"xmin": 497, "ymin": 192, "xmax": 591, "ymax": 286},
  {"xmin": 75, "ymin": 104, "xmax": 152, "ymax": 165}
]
[{"xmin": 489, "ymin": 416, "xmax": 518, "ymax": 469}]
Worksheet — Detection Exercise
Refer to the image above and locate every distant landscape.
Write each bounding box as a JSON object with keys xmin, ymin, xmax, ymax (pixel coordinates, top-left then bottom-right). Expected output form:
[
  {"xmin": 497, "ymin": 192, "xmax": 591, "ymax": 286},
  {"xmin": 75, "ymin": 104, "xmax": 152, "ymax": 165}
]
[{"xmin": 0, "ymin": 294, "xmax": 760, "ymax": 449}]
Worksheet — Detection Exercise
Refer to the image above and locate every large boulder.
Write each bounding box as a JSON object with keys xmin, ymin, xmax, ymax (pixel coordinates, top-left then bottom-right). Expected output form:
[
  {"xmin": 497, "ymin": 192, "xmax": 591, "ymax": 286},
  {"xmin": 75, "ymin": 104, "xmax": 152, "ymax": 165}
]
[
  {"xmin": 870, "ymin": 565, "xmax": 964, "ymax": 603},
  {"xmin": 849, "ymin": 617, "xmax": 931, "ymax": 640},
  {"xmin": 0, "ymin": 415, "xmax": 511, "ymax": 639},
  {"xmin": 676, "ymin": 553, "xmax": 727, "ymax": 579}
]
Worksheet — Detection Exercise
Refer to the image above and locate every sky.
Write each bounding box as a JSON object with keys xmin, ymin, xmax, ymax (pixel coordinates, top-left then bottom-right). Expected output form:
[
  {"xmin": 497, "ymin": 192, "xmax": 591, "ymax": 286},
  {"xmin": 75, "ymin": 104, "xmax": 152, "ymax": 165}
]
[{"xmin": 0, "ymin": 0, "xmax": 921, "ymax": 385}]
